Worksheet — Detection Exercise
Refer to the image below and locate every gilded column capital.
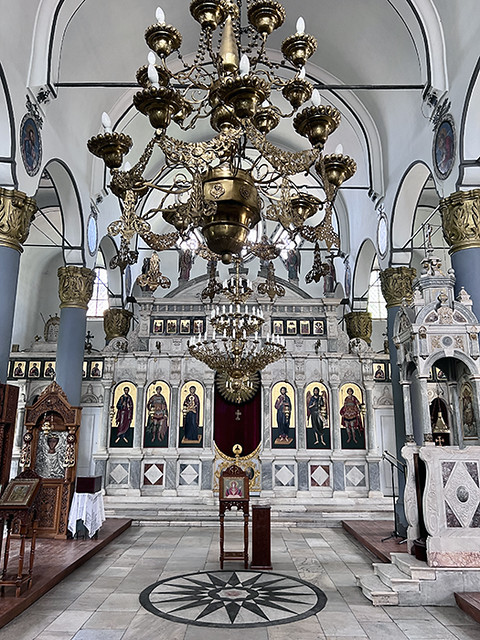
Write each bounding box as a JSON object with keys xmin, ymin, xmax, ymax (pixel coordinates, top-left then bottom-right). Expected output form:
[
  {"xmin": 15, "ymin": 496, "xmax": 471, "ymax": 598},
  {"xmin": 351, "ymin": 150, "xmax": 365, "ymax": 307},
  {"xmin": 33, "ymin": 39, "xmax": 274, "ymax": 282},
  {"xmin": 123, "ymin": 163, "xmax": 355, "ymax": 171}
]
[
  {"xmin": 380, "ymin": 266, "xmax": 416, "ymax": 309},
  {"xmin": 58, "ymin": 266, "xmax": 95, "ymax": 310},
  {"xmin": 103, "ymin": 307, "xmax": 133, "ymax": 341},
  {"xmin": 0, "ymin": 187, "xmax": 37, "ymax": 252},
  {"xmin": 344, "ymin": 311, "xmax": 372, "ymax": 345},
  {"xmin": 440, "ymin": 189, "xmax": 480, "ymax": 254}
]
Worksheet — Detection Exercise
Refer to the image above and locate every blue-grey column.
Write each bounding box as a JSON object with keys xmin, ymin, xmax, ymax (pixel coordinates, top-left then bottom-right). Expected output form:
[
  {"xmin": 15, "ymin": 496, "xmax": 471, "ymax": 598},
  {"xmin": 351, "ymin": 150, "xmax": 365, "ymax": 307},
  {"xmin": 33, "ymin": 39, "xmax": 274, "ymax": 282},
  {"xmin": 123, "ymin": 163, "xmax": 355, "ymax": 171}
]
[
  {"xmin": 56, "ymin": 266, "xmax": 95, "ymax": 405},
  {"xmin": 0, "ymin": 247, "xmax": 20, "ymax": 383},
  {"xmin": 0, "ymin": 189, "xmax": 36, "ymax": 382},
  {"xmin": 440, "ymin": 190, "xmax": 480, "ymax": 317},
  {"xmin": 380, "ymin": 266, "xmax": 416, "ymax": 536}
]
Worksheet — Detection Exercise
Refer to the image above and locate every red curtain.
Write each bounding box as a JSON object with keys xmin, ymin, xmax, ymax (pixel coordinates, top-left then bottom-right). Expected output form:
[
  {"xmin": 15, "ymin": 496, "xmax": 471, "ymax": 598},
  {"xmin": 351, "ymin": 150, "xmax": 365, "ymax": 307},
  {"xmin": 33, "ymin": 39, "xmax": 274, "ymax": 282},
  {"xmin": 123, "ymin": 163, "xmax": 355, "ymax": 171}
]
[{"xmin": 214, "ymin": 384, "xmax": 261, "ymax": 456}]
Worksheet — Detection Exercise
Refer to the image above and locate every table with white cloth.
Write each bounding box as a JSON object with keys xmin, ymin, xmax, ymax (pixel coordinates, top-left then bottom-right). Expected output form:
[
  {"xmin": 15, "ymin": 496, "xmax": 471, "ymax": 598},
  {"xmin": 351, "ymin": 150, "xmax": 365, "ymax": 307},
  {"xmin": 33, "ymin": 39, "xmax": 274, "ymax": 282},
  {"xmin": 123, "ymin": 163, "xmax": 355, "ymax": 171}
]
[{"xmin": 67, "ymin": 491, "xmax": 105, "ymax": 538}]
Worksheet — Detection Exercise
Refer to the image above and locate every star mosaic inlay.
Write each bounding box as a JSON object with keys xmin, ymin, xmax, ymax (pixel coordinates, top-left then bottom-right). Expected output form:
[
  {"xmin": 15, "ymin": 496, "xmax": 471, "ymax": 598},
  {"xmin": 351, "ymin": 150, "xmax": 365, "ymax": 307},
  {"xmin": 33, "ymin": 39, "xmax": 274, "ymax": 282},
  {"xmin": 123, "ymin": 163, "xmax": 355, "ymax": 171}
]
[{"xmin": 139, "ymin": 570, "xmax": 327, "ymax": 628}]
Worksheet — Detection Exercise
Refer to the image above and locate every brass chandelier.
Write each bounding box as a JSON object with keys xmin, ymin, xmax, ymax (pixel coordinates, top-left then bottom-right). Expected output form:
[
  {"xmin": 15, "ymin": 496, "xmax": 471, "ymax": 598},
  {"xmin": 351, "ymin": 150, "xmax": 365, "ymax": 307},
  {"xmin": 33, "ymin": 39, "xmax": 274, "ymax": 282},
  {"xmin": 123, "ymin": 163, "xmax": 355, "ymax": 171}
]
[
  {"xmin": 189, "ymin": 260, "xmax": 286, "ymax": 401},
  {"xmin": 87, "ymin": 0, "xmax": 356, "ymax": 378},
  {"xmin": 88, "ymin": 0, "xmax": 356, "ymax": 267}
]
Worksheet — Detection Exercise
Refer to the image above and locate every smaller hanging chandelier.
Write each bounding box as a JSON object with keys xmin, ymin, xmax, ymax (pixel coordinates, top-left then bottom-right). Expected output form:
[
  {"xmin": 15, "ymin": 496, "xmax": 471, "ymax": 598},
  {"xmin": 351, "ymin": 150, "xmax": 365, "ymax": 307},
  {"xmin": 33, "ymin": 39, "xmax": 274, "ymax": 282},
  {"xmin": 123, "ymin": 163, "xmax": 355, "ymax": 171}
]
[{"xmin": 188, "ymin": 260, "xmax": 285, "ymax": 383}]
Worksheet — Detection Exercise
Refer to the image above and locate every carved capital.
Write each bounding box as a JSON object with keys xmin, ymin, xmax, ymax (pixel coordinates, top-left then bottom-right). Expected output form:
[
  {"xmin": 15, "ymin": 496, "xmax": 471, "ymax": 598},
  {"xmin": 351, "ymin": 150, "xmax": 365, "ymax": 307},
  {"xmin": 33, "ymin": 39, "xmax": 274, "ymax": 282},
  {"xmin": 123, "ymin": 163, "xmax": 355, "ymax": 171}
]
[
  {"xmin": 0, "ymin": 188, "xmax": 37, "ymax": 252},
  {"xmin": 380, "ymin": 266, "xmax": 416, "ymax": 309},
  {"xmin": 58, "ymin": 266, "xmax": 95, "ymax": 309},
  {"xmin": 440, "ymin": 189, "xmax": 480, "ymax": 254},
  {"xmin": 344, "ymin": 311, "xmax": 372, "ymax": 345},
  {"xmin": 103, "ymin": 307, "xmax": 133, "ymax": 342}
]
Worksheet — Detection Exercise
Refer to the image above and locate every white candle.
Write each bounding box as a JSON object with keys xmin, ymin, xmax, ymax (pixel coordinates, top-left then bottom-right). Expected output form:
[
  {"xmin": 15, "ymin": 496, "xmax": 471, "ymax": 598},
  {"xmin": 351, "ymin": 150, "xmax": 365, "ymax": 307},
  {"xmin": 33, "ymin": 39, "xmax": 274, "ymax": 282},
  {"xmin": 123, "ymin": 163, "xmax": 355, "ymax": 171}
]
[
  {"xmin": 156, "ymin": 7, "xmax": 165, "ymax": 23},
  {"xmin": 239, "ymin": 54, "xmax": 250, "ymax": 77},
  {"xmin": 299, "ymin": 67, "xmax": 306, "ymax": 80},
  {"xmin": 148, "ymin": 51, "xmax": 156, "ymax": 65},
  {"xmin": 311, "ymin": 89, "xmax": 321, "ymax": 107},
  {"xmin": 296, "ymin": 16, "xmax": 305, "ymax": 34},
  {"xmin": 335, "ymin": 143, "xmax": 344, "ymax": 155},
  {"xmin": 148, "ymin": 63, "xmax": 160, "ymax": 89},
  {"xmin": 101, "ymin": 112, "xmax": 112, "ymax": 134}
]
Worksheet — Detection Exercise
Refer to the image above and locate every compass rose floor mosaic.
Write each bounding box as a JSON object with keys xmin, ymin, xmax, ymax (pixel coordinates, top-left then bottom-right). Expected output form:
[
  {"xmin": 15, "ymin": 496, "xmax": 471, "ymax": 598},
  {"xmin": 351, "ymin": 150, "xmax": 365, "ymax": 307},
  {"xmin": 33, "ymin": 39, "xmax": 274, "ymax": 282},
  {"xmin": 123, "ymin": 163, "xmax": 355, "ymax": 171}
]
[{"xmin": 139, "ymin": 570, "xmax": 327, "ymax": 627}]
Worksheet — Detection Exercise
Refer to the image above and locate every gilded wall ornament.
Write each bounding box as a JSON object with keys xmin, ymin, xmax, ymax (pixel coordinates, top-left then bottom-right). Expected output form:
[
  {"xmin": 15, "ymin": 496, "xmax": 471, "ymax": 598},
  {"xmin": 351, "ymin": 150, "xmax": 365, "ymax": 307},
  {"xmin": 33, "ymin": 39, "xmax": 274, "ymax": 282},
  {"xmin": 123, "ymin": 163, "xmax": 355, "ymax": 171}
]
[
  {"xmin": 380, "ymin": 266, "xmax": 416, "ymax": 309},
  {"xmin": 440, "ymin": 189, "xmax": 480, "ymax": 254},
  {"xmin": 57, "ymin": 266, "xmax": 95, "ymax": 310},
  {"xmin": 344, "ymin": 311, "xmax": 372, "ymax": 345},
  {"xmin": 103, "ymin": 307, "xmax": 133, "ymax": 342},
  {"xmin": 0, "ymin": 187, "xmax": 37, "ymax": 252}
]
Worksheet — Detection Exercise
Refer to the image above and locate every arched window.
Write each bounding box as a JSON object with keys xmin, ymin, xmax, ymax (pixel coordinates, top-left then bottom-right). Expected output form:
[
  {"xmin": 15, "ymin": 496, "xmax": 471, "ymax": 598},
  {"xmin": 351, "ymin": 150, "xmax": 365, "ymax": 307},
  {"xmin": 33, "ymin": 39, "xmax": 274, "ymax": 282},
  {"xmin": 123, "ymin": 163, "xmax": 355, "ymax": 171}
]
[
  {"xmin": 367, "ymin": 260, "xmax": 387, "ymax": 320},
  {"xmin": 87, "ymin": 266, "xmax": 109, "ymax": 318}
]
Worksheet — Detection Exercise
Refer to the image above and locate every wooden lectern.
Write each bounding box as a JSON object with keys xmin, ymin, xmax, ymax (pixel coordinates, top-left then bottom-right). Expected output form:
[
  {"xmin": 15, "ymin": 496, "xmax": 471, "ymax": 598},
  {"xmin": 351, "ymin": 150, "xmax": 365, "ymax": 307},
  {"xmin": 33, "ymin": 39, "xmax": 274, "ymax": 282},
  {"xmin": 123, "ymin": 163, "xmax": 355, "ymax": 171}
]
[{"xmin": 219, "ymin": 464, "xmax": 249, "ymax": 569}]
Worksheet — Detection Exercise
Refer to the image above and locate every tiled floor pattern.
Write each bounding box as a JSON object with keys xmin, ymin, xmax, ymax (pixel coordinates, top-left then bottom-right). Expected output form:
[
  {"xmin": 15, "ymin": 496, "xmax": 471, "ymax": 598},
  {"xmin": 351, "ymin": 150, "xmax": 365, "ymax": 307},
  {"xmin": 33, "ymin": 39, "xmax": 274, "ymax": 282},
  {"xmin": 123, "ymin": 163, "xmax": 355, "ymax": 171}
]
[{"xmin": 1, "ymin": 524, "xmax": 478, "ymax": 640}]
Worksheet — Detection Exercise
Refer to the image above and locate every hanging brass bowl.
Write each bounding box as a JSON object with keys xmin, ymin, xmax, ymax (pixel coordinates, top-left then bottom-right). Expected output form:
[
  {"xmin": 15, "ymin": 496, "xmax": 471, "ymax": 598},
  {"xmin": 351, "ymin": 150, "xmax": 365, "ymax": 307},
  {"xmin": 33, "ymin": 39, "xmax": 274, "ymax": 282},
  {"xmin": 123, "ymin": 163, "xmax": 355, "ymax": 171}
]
[
  {"xmin": 320, "ymin": 154, "xmax": 357, "ymax": 188},
  {"xmin": 289, "ymin": 193, "xmax": 321, "ymax": 225},
  {"xmin": 282, "ymin": 78, "xmax": 313, "ymax": 110},
  {"xmin": 87, "ymin": 132, "xmax": 133, "ymax": 169},
  {"xmin": 252, "ymin": 105, "xmax": 280, "ymax": 134},
  {"xmin": 215, "ymin": 75, "xmax": 270, "ymax": 120},
  {"xmin": 133, "ymin": 86, "xmax": 185, "ymax": 130},
  {"xmin": 202, "ymin": 165, "xmax": 261, "ymax": 261},
  {"xmin": 281, "ymin": 32, "xmax": 317, "ymax": 68},
  {"xmin": 293, "ymin": 105, "xmax": 341, "ymax": 149},
  {"xmin": 190, "ymin": 0, "xmax": 229, "ymax": 30},
  {"xmin": 247, "ymin": 0, "xmax": 286, "ymax": 36},
  {"xmin": 145, "ymin": 23, "xmax": 182, "ymax": 57},
  {"xmin": 136, "ymin": 65, "xmax": 170, "ymax": 88}
]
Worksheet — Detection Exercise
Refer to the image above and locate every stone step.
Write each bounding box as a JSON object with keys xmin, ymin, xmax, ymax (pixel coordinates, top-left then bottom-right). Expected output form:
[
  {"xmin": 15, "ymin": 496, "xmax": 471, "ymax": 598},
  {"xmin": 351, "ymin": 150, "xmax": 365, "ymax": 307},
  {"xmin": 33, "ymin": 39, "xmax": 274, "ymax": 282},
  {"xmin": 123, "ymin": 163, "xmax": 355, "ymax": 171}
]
[
  {"xmin": 390, "ymin": 552, "xmax": 437, "ymax": 581},
  {"xmin": 356, "ymin": 573, "xmax": 399, "ymax": 606},
  {"xmin": 373, "ymin": 562, "xmax": 420, "ymax": 592}
]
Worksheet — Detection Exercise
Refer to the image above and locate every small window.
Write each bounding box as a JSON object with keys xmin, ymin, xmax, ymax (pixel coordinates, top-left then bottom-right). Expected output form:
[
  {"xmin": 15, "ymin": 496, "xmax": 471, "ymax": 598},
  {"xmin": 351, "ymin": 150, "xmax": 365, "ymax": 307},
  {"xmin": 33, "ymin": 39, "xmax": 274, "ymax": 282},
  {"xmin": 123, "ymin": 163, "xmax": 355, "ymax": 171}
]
[
  {"xmin": 367, "ymin": 266, "xmax": 387, "ymax": 320},
  {"xmin": 87, "ymin": 267, "xmax": 109, "ymax": 318}
]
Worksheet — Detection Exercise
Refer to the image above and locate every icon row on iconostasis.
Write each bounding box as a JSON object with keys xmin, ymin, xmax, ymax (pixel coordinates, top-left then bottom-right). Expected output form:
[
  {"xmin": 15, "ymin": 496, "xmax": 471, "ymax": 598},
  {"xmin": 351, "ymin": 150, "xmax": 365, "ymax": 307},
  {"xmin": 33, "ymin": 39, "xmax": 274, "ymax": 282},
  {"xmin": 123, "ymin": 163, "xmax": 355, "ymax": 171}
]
[
  {"xmin": 109, "ymin": 380, "xmax": 368, "ymax": 451},
  {"xmin": 271, "ymin": 318, "xmax": 326, "ymax": 336},
  {"xmin": 150, "ymin": 317, "xmax": 328, "ymax": 337},
  {"xmin": 151, "ymin": 318, "xmax": 205, "ymax": 335},
  {"xmin": 8, "ymin": 359, "xmax": 104, "ymax": 380}
]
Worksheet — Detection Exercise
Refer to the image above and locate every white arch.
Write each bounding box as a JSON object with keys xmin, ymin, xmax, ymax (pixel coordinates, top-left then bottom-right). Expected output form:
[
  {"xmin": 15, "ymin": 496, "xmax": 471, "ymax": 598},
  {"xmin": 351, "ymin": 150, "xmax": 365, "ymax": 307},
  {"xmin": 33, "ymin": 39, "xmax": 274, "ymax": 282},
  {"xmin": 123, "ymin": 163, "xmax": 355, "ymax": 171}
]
[
  {"xmin": 391, "ymin": 162, "xmax": 431, "ymax": 266},
  {"xmin": 352, "ymin": 239, "xmax": 377, "ymax": 308}
]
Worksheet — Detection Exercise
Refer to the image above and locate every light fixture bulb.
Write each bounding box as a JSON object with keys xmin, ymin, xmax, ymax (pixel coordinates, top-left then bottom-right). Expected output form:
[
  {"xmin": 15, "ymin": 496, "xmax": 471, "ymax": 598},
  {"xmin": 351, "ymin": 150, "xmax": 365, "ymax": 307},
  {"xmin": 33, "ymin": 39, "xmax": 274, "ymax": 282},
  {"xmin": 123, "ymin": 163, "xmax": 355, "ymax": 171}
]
[
  {"xmin": 311, "ymin": 89, "xmax": 321, "ymax": 107},
  {"xmin": 147, "ymin": 51, "xmax": 156, "ymax": 65},
  {"xmin": 299, "ymin": 67, "xmax": 306, "ymax": 80},
  {"xmin": 261, "ymin": 100, "xmax": 270, "ymax": 108},
  {"xmin": 239, "ymin": 54, "xmax": 250, "ymax": 77},
  {"xmin": 148, "ymin": 63, "xmax": 160, "ymax": 88},
  {"xmin": 156, "ymin": 7, "xmax": 165, "ymax": 23},
  {"xmin": 335, "ymin": 144, "xmax": 344, "ymax": 155},
  {"xmin": 296, "ymin": 16, "xmax": 305, "ymax": 34},
  {"xmin": 101, "ymin": 112, "xmax": 112, "ymax": 133},
  {"xmin": 124, "ymin": 161, "xmax": 132, "ymax": 171}
]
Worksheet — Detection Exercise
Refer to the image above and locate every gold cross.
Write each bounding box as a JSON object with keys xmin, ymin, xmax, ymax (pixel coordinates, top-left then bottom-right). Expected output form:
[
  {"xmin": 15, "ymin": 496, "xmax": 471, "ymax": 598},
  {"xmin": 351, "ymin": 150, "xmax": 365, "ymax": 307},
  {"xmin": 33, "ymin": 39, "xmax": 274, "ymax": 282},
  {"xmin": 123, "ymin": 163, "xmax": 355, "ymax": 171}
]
[
  {"xmin": 435, "ymin": 435, "xmax": 444, "ymax": 446},
  {"xmin": 235, "ymin": 409, "xmax": 242, "ymax": 421}
]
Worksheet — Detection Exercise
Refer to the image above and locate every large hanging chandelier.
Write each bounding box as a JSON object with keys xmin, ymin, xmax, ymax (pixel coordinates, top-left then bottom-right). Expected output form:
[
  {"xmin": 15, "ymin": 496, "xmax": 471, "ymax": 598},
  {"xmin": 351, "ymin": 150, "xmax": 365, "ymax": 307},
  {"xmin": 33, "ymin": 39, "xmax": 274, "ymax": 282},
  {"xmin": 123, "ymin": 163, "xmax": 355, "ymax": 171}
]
[
  {"xmin": 87, "ymin": 0, "xmax": 357, "ymax": 270},
  {"xmin": 188, "ymin": 260, "xmax": 286, "ymax": 399}
]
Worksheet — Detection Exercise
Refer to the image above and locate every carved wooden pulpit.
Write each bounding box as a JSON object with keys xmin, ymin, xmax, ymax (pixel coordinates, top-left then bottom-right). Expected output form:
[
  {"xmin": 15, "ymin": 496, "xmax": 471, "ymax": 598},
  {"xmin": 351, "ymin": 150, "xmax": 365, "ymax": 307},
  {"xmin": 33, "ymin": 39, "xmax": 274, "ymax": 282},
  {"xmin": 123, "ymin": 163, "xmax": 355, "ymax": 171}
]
[
  {"xmin": 21, "ymin": 382, "xmax": 81, "ymax": 539},
  {"xmin": 0, "ymin": 383, "xmax": 19, "ymax": 495}
]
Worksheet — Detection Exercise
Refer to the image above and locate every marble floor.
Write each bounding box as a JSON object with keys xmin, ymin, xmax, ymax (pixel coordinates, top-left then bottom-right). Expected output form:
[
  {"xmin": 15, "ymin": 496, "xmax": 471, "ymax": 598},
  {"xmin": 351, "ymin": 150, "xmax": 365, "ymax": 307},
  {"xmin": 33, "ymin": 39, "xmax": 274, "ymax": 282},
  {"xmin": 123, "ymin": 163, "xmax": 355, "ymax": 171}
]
[{"xmin": 1, "ymin": 523, "xmax": 478, "ymax": 640}]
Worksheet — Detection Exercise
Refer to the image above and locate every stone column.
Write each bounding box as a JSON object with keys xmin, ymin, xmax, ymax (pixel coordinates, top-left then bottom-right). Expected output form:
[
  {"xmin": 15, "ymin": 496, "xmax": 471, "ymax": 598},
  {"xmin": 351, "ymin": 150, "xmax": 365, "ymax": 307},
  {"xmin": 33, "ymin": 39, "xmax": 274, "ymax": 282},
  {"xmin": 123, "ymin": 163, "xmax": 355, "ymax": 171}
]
[
  {"xmin": 417, "ymin": 377, "xmax": 433, "ymax": 444},
  {"xmin": 329, "ymin": 375, "xmax": 345, "ymax": 493},
  {"xmin": 344, "ymin": 311, "xmax": 372, "ymax": 345},
  {"xmin": 364, "ymin": 378, "xmax": 382, "ymax": 495},
  {"xmin": 56, "ymin": 266, "xmax": 95, "ymax": 405},
  {"xmin": 400, "ymin": 381, "xmax": 415, "ymax": 443},
  {"xmin": 380, "ymin": 266, "xmax": 416, "ymax": 533},
  {"xmin": 94, "ymin": 369, "xmax": 113, "ymax": 479},
  {"xmin": 0, "ymin": 189, "xmax": 36, "ymax": 382},
  {"xmin": 440, "ymin": 190, "xmax": 480, "ymax": 317},
  {"xmin": 447, "ymin": 381, "xmax": 462, "ymax": 447}
]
